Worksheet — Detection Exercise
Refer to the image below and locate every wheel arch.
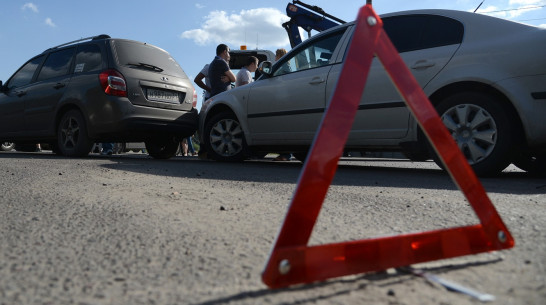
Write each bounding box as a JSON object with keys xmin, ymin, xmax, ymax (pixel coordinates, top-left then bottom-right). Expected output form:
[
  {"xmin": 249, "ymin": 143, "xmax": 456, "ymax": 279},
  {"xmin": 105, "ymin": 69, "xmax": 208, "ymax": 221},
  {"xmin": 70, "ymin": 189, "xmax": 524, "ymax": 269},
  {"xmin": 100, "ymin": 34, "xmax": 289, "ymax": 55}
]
[
  {"xmin": 425, "ymin": 81, "xmax": 525, "ymax": 146},
  {"xmin": 204, "ymin": 103, "xmax": 251, "ymax": 144},
  {"xmin": 54, "ymin": 104, "xmax": 89, "ymax": 137}
]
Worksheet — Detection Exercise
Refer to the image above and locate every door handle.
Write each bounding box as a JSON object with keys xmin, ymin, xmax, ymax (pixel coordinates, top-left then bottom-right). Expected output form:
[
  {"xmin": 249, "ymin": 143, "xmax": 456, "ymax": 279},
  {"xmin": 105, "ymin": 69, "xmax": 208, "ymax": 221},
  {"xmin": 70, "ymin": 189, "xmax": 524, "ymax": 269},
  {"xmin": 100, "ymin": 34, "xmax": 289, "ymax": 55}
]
[
  {"xmin": 53, "ymin": 83, "xmax": 66, "ymax": 89},
  {"xmin": 309, "ymin": 77, "xmax": 325, "ymax": 85},
  {"xmin": 411, "ymin": 60, "xmax": 435, "ymax": 70},
  {"xmin": 16, "ymin": 91, "xmax": 27, "ymax": 97}
]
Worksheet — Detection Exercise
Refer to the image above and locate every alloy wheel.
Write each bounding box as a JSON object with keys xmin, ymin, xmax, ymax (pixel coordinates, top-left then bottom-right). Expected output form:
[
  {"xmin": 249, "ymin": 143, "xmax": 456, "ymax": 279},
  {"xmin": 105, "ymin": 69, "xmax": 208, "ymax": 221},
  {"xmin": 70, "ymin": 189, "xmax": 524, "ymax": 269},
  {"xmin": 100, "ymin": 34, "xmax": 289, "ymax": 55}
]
[
  {"xmin": 209, "ymin": 118, "xmax": 244, "ymax": 157},
  {"xmin": 441, "ymin": 103, "xmax": 497, "ymax": 165},
  {"xmin": 60, "ymin": 116, "xmax": 80, "ymax": 150}
]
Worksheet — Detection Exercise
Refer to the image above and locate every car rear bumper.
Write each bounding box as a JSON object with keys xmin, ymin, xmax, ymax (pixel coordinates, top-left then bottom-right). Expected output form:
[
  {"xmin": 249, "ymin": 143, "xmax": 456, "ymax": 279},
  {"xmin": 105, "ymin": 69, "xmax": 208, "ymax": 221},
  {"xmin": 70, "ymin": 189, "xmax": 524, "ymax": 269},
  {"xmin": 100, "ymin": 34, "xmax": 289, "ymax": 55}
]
[{"xmin": 88, "ymin": 102, "xmax": 198, "ymax": 141}]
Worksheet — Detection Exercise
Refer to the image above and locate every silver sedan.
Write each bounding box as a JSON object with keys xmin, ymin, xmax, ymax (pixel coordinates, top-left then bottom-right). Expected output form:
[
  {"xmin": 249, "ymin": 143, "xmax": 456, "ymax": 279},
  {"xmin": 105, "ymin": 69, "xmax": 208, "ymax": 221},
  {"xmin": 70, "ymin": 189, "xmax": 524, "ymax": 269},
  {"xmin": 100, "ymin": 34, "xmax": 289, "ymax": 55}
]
[{"xmin": 199, "ymin": 9, "xmax": 546, "ymax": 176}]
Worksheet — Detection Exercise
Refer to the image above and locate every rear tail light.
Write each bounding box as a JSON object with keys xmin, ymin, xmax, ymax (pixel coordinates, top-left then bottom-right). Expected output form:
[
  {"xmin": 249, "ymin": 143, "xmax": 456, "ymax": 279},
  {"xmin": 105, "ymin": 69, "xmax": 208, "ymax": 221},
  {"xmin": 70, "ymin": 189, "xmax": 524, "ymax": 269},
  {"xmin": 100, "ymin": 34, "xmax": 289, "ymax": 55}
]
[
  {"xmin": 99, "ymin": 69, "xmax": 127, "ymax": 97},
  {"xmin": 192, "ymin": 88, "xmax": 198, "ymax": 108}
]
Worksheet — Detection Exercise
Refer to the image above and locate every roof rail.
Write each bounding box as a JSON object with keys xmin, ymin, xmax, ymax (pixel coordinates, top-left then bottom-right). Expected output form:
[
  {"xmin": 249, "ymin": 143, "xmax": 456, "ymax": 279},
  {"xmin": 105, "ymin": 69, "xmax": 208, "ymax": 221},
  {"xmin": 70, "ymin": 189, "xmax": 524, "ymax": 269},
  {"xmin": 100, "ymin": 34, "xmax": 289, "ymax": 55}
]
[{"xmin": 44, "ymin": 34, "xmax": 111, "ymax": 52}]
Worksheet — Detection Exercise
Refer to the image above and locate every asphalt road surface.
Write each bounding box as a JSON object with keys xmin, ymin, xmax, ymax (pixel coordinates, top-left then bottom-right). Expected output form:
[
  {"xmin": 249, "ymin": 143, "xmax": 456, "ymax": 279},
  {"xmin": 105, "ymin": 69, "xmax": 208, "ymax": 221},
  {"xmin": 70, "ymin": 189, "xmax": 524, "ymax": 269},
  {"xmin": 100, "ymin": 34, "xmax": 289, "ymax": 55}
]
[{"xmin": 1, "ymin": 151, "xmax": 544, "ymax": 304}]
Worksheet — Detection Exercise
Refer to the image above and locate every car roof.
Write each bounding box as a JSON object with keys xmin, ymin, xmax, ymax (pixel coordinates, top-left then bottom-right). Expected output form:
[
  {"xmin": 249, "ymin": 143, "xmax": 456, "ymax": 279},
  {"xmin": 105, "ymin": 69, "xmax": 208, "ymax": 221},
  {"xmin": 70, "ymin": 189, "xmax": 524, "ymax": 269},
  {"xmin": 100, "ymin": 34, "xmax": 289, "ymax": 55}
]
[
  {"xmin": 380, "ymin": 8, "xmax": 534, "ymax": 27},
  {"xmin": 42, "ymin": 34, "xmax": 111, "ymax": 54},
  {"xmin": 388, "ymin": 9, "xmax": 538, "ymax": 41},
  {"xmin": 41, "ymin": 35, "xmax": 169, "ymax": 55},
  {"xmin": 326, "ymin": 9, "xmax": 538, "ymax": 44}
]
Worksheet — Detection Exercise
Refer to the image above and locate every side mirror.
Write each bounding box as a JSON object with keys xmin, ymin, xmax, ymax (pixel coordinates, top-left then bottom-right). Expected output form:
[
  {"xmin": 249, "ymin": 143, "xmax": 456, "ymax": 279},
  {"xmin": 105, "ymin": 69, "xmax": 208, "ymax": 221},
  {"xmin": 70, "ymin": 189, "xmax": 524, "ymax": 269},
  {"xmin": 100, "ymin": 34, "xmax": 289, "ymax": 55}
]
[
  {"xmin": 0, "ymin": 81, "xmax": 5, "ymax": 93},
  {"xmin": 259, "ymin": 61, "xmax": 273, "ymax": 76}
]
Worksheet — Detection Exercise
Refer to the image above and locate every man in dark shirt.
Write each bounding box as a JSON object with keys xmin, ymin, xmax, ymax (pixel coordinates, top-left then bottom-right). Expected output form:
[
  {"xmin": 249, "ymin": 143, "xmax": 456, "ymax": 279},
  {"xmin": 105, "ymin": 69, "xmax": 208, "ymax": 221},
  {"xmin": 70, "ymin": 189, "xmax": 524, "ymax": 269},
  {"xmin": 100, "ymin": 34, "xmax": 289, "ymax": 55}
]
[
  {"xmin": 199, "ymin": 44, "xmax": 236, "ymax": 160},
  {"xmin": 209, "ymin": 44, "xmax": 236, "ymax": 97}
]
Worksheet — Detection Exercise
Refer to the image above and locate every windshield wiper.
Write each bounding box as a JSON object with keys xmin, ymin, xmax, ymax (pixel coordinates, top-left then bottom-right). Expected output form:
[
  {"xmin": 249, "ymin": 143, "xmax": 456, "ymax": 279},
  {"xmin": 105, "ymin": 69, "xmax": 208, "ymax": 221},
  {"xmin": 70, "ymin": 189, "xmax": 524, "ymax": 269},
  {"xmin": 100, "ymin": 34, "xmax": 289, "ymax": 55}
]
[{"xmin": 127, "ymin": 62, "xmax": 164, "ymax": 72}]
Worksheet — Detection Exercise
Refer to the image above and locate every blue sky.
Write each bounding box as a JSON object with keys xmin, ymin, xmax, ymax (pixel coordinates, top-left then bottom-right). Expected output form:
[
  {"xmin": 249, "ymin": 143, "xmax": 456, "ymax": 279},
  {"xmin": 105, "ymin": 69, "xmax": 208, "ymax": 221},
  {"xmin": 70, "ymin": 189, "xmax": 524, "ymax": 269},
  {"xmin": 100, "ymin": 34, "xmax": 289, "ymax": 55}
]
[{"xmin": 1, "ymin": 0, "xmax": 544, "ymax": 109}]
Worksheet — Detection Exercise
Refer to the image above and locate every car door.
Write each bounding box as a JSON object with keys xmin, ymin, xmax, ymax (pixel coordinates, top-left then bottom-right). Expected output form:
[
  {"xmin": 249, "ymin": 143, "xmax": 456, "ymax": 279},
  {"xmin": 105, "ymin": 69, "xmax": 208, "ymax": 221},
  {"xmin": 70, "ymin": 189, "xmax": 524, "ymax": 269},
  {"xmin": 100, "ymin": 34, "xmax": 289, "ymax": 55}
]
[
  {"xmin": 0, "ymin": 55, "xmax": 44, "ymax": 136},
  {"xmin": 343, "ymin": 14, "xmax": 464, "ymax": 143},
  {"xmin": 24, "ymin": 47, "xmax": 75, "ymax": 134},
  {"xmin": 247, "ymin": 29, "xmax": 347, "ymax": 145}
]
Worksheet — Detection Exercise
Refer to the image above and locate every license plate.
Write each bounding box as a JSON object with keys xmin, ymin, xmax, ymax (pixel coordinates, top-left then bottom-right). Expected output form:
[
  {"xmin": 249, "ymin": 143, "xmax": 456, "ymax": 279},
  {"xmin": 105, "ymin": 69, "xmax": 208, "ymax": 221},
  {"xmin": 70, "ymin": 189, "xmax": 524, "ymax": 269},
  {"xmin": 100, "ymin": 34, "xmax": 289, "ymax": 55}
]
[{"xmin": 146, "ymin": 88, "xmax": 181, "ymax": 103}]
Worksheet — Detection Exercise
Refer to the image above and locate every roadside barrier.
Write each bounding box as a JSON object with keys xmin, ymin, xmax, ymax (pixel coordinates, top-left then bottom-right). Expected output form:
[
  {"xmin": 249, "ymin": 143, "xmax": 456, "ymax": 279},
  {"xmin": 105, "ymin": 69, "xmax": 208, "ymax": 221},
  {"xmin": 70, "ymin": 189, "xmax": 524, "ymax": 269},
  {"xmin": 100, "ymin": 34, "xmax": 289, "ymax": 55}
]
[{"xmin": 262, "ymin": 4, "xmax": 514, "ymax": 289}]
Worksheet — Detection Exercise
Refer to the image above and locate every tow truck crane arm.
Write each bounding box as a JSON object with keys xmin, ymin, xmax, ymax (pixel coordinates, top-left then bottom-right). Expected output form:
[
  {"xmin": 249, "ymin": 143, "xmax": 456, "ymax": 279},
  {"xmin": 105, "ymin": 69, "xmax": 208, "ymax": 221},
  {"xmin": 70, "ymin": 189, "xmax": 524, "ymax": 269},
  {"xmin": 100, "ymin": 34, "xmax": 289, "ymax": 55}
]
[{"xmin": 283, "ymin": 1, "xmax": 346, "ymax": 48}]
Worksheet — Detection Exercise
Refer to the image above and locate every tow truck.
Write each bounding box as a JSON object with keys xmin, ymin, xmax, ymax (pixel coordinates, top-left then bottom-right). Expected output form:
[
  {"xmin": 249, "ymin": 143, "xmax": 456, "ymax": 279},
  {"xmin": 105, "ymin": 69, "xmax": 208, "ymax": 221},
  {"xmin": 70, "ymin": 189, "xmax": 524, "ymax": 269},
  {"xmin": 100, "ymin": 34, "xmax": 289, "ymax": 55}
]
[
  {"xmin": 228, "ymin": 1, "xmax": 347, "ymax": 71},
  {"xmin": 283, "ymin": 0, "xmax": 346, "ymax": 48}
]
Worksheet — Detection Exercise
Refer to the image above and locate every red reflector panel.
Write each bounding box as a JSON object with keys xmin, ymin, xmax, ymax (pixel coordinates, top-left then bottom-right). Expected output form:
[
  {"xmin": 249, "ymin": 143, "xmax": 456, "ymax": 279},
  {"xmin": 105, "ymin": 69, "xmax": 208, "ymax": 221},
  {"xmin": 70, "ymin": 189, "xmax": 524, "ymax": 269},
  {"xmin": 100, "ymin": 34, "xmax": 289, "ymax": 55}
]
[{"xmin": 193, "ymin": 89, "xmax": 198, "ymax": 108}]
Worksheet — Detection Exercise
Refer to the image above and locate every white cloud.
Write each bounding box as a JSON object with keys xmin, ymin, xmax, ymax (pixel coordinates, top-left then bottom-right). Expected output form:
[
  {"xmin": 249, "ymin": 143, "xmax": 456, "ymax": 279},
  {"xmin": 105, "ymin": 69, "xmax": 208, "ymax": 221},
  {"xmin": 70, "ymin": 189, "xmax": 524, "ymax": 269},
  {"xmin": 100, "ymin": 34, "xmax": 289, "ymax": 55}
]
[
  {"xmin": 45, "ymin": 18, "xmax": 56, "ymax": 27},
  {"xmin": 509, "ymin": 0, "xmax": 545, "ymax": 5},
  {"xmin": 195, "ymin": 3, "xmax": 205, "ymax": 9},
  {"xmin": 22, "ymin": 3, "xmax": 39, "ymax": 13},
  {"xmin": 181, "ymin": 8, "xmax": 290, "ymax": 49},
  {"xmin": 477, "ymin": 2, "xmax": 544, "ymax": 19}
]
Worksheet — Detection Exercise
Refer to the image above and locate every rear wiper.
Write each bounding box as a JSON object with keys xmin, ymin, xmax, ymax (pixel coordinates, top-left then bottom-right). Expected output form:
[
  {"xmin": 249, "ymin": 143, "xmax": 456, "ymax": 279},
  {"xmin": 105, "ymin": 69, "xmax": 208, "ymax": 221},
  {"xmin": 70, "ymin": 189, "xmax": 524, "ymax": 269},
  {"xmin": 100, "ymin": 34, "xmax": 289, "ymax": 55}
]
[{"xmin": 127, "ymin": 62, "xmax": 164, "ymax": 72}]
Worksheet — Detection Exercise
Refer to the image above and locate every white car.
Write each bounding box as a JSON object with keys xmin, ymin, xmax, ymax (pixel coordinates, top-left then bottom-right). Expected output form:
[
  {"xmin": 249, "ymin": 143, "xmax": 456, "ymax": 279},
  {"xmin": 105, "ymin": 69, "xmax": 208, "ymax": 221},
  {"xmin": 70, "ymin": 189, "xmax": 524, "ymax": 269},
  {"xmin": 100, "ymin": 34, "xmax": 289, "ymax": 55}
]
[{"xmin": 199, "ymin": 9, "xmax": 546, "ymax": 176}]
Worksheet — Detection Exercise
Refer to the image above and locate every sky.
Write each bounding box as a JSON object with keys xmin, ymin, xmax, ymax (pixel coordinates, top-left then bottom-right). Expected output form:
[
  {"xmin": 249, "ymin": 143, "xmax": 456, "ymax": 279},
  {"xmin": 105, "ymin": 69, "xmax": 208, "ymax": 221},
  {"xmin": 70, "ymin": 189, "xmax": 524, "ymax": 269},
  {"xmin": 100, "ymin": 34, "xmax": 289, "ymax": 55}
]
[{"xmin": 1, "ymin": 0, "xmax": 545, "ymax": 109}]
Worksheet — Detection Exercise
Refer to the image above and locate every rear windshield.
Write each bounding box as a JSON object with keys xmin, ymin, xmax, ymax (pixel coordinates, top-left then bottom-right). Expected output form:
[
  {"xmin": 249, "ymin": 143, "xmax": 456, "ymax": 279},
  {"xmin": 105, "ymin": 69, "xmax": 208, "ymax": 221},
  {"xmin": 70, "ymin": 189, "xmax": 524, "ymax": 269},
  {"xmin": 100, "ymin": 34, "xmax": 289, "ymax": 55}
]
[{"xmin": 111, "ymin": 40, "xmax": 187, "ymax": 78}]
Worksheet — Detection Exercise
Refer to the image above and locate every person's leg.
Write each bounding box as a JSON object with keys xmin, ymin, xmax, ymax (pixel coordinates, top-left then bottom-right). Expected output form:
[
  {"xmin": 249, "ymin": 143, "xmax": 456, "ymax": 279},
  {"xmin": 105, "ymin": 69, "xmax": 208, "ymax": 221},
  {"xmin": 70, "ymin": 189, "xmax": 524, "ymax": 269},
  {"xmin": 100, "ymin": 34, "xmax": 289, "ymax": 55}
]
[
  {"xmin": 187, "ymin": 137, "xmax": 196, "ymax": 155},
  {"xmin": 182, "ymin": 138, "xmax": 188, "ymax": 156},
  {"xmin": 101, "ymin": 143, "xmax": 114, "ymax": 155}
]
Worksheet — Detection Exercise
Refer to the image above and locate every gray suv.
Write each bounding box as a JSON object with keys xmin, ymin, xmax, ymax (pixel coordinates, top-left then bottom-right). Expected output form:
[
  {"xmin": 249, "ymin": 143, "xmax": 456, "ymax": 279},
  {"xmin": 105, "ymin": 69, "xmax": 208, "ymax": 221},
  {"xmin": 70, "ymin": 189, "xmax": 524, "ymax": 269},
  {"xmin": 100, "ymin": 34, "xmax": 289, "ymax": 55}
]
[{"xmin": 0, "ymin": 35, "xmax": 198, "ymax": 159}]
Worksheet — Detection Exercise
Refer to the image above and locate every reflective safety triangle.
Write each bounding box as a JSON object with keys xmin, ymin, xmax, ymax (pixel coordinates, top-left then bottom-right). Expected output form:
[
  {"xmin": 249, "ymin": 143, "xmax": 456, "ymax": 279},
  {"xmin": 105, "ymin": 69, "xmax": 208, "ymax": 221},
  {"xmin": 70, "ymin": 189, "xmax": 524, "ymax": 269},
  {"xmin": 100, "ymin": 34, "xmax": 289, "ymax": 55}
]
[{"xmin": 262, "ymin": 5, "xmax": 514, "ymax": 289}]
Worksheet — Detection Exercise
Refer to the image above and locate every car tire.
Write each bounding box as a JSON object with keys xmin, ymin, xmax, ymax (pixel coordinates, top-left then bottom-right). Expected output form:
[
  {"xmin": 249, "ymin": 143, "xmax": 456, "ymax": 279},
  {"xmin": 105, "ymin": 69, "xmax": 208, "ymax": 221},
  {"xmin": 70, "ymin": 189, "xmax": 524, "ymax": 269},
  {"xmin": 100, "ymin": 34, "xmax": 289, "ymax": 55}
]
[
  {"xmin": 433, "ymin": 92, "xmax": 515, "ymax": 177},
  {"xmin": 204, "ymin": 112, "xmax": 247, "ymax": 162},
  {"xmin": 57, "ymin": 109, "xmax": 93, "ymax": 157},
  {"xmin": 145, "ymin": 137, "xmax": 179, "ymax": 159},
  {"xmin": 50, "ymin": 142, "xmax": 61, "ymax": 155},
  {"xmin": 513, "ymin": 151, "xmax": 546, "ymax": 177},
  {"xmin": 1, "ymin": 142, "xmax": 16, "ymax": 151}
]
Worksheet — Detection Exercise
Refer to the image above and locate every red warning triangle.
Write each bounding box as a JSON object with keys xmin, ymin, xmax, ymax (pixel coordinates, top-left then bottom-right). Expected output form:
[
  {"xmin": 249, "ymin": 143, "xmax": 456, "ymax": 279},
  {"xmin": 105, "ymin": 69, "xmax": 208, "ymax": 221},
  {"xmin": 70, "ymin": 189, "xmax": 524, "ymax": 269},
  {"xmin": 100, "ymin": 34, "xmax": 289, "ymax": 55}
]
[{"xmin": 262, "ymin": 5, "xmax": 514, "ymax": 289}]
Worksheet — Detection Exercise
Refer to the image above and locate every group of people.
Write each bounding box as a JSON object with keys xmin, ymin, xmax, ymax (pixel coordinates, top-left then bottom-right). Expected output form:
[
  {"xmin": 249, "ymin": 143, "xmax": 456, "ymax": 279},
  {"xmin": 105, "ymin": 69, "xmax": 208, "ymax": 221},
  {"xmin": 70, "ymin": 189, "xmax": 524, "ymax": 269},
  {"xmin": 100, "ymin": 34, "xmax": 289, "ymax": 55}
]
[
  {"xmin": 194, "ymin": 44, "xmax": 291, "ymax": 161},
  {"xmin": 194, "ymin": 44, "xmax": 260, "ymax": 100}
]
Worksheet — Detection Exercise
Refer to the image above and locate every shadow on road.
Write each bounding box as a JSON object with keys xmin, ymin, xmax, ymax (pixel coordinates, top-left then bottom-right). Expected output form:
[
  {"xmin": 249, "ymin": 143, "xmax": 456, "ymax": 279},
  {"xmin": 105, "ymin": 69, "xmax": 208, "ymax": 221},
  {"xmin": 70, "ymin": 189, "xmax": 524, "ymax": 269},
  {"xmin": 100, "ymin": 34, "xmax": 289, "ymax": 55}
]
[
  {"xmin": 1, "ymin": 151, "xmax": 544, "ymax": 195},
  {"xmin": 194, "ymin": 257, "xmax": 503, "ymax": 305}
]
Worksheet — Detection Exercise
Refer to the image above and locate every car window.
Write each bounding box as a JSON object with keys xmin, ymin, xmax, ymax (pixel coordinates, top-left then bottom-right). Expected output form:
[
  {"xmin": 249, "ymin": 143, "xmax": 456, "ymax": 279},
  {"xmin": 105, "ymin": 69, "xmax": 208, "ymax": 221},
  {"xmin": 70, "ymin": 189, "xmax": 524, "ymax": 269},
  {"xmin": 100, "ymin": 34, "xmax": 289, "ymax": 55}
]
[
  {"xmin": 420, "ymin": 15, "xmax": 463, "ymax": 49},
  {"xmin": 383, "ymin": 14, "xmax": 463, "ymax": 53},
  {"xmin": 6, "ymin": 56, "xmax": 44, "ymax": 89},
  {"xmin": 273, "ymin": 31, "xmax": 345, "ymax": 77},
  {"xmin": 383, "ymin": 15, "xmax": 424, "ymax": 53},
  {"xmin": 36, "ymin": 48, "xmax": 75, "ymax": 81},
  {"xmin": 74, "ymin": 44, "xmax": 103, "ymax": 73},
  {"xmin": 113, "ymin": 40, "xmax": 187, "ymax": 77}
]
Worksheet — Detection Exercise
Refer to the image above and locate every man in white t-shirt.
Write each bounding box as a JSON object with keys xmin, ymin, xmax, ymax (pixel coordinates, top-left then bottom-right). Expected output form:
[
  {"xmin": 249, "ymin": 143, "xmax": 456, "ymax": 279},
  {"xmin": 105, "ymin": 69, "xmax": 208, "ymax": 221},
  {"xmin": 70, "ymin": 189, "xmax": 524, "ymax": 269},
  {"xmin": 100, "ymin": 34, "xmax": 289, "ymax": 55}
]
[
  {"xmin": 235, "ymin": 56, "xmax": 258, "ymax": 87},
  {"xmin": 194, "ymin": 63, "xmax": 212, "ymax": 100}
]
